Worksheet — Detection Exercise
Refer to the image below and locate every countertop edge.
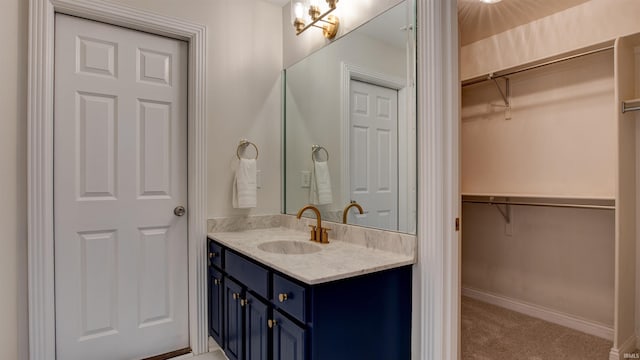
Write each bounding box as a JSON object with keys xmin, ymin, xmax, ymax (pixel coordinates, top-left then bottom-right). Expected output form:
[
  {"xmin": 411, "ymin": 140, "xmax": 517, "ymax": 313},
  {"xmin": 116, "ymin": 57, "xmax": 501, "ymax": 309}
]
[{"xmin": 208, "ymin": 231, "xmax": 415, "ymax": 285}]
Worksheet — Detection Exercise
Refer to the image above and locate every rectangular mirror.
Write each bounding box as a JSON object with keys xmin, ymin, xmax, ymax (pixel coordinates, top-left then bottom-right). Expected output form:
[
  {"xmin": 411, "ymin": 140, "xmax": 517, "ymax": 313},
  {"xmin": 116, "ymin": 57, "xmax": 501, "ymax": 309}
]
[{"xmin": 284, "ymin": 0, "xmax": 416, "ymax": 234}]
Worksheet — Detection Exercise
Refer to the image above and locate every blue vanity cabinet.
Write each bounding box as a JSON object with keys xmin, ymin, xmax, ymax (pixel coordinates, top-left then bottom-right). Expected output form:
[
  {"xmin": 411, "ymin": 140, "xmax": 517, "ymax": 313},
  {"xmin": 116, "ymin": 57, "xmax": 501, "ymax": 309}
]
[
  {"xmin": 207, "ymin": 238, "xmax": 412, "ymax": 360},
  {"xmin": 208, "ymin": 239, "xmax": 224, "ymax": 345},
  {"xmin": 272, "ymin": 309, "xmax": 306, "ymax": 360},
  {"xmin": 245, "ymin": 293, "xmax": 270, "ymax": 360},
  {"xmin": 208, "ymin": 267, "xmax": 224, "ymax": 346},
  {"xmin": 224, "ymin": 277, "xmax": 244, "ymax": 360}
]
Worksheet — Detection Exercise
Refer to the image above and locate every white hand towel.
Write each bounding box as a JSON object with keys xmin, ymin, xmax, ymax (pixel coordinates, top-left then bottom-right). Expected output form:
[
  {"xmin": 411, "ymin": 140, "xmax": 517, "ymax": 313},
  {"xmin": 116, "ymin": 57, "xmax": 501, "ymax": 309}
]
[
  {"xmin": 310, "ymin": 160, "xmax": 333, "ymax": 205},
  {"xmin": 233, "ymin": 158, "xmax": 257, "ymax": 208}
]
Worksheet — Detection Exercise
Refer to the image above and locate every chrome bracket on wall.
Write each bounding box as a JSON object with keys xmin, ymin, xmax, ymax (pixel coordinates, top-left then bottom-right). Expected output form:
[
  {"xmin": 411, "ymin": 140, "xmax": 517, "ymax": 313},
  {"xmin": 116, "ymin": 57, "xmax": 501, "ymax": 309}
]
[{"xmin": 489, "ymin": 74, "xmax": 512, "ymax": 120}]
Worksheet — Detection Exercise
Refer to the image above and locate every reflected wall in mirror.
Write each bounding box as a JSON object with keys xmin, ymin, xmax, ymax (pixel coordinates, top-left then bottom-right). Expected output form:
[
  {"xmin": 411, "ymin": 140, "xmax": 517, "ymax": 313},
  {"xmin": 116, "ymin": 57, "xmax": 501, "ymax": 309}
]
[{"xmin": 284, "ymin": 0, "xmax": 416, "ymax": 234}]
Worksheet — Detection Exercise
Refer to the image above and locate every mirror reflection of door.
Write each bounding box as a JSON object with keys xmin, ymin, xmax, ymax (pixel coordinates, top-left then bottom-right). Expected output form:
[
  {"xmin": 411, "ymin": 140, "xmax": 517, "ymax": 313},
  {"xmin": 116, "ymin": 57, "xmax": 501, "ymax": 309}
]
[{"xmin": 349, "ymin": 79, "xmax": 399, "ymax": 230}]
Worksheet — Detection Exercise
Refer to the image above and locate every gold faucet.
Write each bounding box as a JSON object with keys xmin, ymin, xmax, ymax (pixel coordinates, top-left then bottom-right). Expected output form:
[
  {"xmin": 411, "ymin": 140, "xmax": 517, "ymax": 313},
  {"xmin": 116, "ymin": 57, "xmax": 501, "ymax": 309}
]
[
  {"xmin": 342, "ymin": 201, "xmax": 364, "ymax": 224},
  {"xmin": 296, "ymin": 204, "xmax": 330, "ymax": 243}
]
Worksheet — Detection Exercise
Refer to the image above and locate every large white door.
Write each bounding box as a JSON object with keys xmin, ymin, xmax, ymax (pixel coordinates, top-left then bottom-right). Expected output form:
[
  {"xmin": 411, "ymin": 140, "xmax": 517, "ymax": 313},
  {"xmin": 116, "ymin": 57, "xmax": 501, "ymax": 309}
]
[
  {"xmin": 349, "ymin": 80, "xmax": 399, "ymax": 230},
  {"xmin": 54, "ymin": 14, "xmax": 189, "ymax": 359}
]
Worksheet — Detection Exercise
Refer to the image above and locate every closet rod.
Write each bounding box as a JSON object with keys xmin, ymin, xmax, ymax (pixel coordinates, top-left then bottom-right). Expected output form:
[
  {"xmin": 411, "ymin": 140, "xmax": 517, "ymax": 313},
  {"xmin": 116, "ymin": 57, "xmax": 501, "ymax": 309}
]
[
  {"xmin": 462, "ymin": 199, "xmax": 615, "ymax": 210},
  {"xmin": 622, "ymin": 98, "xmax": 640, "ymax": 113},
  {"xmin": 461, "ymin": 45, "xmax": 614, "ymax": 87}
]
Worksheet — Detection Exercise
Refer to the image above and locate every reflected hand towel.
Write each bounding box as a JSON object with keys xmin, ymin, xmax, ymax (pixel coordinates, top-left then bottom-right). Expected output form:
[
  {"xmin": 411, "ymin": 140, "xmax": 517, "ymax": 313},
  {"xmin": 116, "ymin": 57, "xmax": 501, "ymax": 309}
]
[
  {"xmin": 233, "ymin": 158, "xmax": 257, "ymax": 208},
  {"xmin": 310, "ymin": 160, "xmax": 332, "ymax": 205}
]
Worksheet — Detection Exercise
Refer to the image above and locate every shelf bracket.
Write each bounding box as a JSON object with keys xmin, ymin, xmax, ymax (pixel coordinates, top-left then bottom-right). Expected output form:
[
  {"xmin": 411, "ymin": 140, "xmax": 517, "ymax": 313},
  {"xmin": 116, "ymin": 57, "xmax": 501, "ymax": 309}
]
[
  {"xmin": 488, "ymin": 197, "xmax": 511, "ymax": 224},
  {"xmin": 489, "ymin": 74, "xmax": 512, "ymax": 120}
]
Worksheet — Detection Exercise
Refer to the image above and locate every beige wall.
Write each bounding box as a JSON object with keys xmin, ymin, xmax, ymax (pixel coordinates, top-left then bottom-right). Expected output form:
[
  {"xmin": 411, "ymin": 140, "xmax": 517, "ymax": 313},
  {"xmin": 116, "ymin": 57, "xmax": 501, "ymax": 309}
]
[
  {"xmin": 462, "ymin": 50, "xmax": 615, "ymax": 198},
  {"xmin": 0, "ymin": 1, "xmax": 29, "ymax": 359},
  {"xmin": 2, "ymin": 1, "xmax": 282, "ymax": 358},
  {"xmin": 462, "ymin": 203, "xmax": 615, "ymax": 325},
  {"xmin": 461, "ymin": 0, "xmax": 640, "ymax": 80}
]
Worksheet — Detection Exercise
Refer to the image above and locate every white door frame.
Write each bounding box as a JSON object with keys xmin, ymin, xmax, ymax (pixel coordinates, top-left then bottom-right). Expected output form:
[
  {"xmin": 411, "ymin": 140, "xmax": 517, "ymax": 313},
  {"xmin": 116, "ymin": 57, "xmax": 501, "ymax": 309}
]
[
  {"xmin": 414, "ymin": 0, "xmax": 460, "ymax": 360},
  {"xmin": 28, "ymin": 0, "xmax": 208, "ymax": 358},
  {"xmin": 340, "ymin": 62, "xmax": 406, "ymax": 222}
]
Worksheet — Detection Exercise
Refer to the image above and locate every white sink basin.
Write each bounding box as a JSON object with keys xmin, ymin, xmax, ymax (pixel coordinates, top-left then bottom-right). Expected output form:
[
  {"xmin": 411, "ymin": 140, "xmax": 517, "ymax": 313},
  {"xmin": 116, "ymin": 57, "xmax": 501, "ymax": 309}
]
[{"xmin": 258, "ymin": 240, "xmax": 322, "ymax": 255}]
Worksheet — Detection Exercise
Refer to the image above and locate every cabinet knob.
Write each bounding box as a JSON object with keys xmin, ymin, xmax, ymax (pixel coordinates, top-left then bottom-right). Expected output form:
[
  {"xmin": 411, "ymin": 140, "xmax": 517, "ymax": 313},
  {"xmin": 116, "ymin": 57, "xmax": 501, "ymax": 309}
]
[
  {"xmin": 278, "ymin": 293, "xmax": 289, "ymax": 302},
  {"xmin": 268, "ymin": 319, "xmax": 277, "ymax": 328},
  {"xmin": 213, "ymin": 278, "xmax": 220, "ymax": 286},
  {"xmin": 240, "ymin": 298, "xmax": 249, "ymax": 307},
  {"xmin": 232, "ymin": 292, "xmax": 240, "ymax": 300},
  {"xmin": 209, "ymin": 252, "xmax": 218, "ymax": 259}
]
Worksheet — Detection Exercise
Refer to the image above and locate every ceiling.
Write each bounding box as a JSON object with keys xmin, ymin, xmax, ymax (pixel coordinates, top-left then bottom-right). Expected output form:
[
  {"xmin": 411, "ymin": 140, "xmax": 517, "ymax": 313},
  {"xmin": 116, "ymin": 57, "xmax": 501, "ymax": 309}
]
[{"xmin": 459, "ymin": 0, "xmax": 590, "ymax": 46}]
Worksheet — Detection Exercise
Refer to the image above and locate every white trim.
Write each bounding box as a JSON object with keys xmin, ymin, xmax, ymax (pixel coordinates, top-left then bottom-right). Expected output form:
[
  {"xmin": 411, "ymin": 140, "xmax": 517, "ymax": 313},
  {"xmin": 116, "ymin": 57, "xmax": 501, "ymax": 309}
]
[
  {"xmin": 415, "ymin": 0, "xmax": 460, "ymax": 359},
  {"xmin": 462, "ymin": 287, "xmax": 614, "ymax": 341},
  {"xmin": 28, "ymin": 0, "xmax": 208, "ymax": 358},
  {"xmin": 339, "ymin": 62, "xmax": 406, "ymax": 225},
  {"xmin": 609, "ymin": 334, "xmax": 637, "ymax": 360}
]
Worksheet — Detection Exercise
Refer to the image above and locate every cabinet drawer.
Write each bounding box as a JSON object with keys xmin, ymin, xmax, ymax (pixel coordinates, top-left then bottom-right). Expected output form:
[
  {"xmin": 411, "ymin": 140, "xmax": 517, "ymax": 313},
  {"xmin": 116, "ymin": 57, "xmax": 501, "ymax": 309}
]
[
  {"xmin": 225, "ymin": 251, "xmax": 269, "ymax": 299},
  {"xmin": 273, "ymin": 274, "xmax": 306, "ymax": 323},
  {"xmin": 208, "ymin": 240, "xmax": 223, "ymax": 269}
]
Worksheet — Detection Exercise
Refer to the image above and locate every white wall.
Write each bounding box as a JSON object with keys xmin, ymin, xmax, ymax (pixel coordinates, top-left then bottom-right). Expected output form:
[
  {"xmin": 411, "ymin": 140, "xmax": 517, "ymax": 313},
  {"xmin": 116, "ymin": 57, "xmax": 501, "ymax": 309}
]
[
  {"xmin": 282, "ymin": 0, "xmax": 403, "ymax": 67},
  {"xmin": 461, "ymin": 0, "xmax": 640, "ymax": 80},
  {"xmin": 0, "ymin": 0, "xmax": 29, "ymax": 359},
  {"xmin": 2, "ymin": 0, "xmax": 282, "ymax": 358},
  {"xmin": 110, "ymin": 0, "xmax": 284, "ymax": 218}
]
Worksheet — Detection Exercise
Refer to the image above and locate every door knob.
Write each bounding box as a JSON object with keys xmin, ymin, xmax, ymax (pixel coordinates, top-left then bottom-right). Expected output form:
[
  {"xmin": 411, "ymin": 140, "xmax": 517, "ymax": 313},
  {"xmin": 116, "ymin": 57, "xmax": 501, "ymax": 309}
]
[{"xmin": 174, "ymin": 206, "xmax": 186, "ymax": 216}]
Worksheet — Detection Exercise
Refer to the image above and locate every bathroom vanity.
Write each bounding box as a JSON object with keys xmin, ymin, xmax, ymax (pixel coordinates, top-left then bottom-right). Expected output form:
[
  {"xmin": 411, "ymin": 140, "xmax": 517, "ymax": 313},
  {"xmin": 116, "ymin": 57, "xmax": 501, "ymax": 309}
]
[{"xmin": 207, "ymin": 227, "xmax": 413, "ymax": 360}]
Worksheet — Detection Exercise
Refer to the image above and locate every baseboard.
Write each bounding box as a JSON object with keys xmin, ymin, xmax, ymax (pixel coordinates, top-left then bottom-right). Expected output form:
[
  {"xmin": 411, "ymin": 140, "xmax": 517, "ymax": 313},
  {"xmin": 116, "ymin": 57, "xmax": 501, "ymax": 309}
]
[
  {"xmin": 609, "ymin": 334, "xmax": 637, "ymax": 360},
  {"xmin": 462, "ymin": 287, "xmax": 614, "ymax": 341}
]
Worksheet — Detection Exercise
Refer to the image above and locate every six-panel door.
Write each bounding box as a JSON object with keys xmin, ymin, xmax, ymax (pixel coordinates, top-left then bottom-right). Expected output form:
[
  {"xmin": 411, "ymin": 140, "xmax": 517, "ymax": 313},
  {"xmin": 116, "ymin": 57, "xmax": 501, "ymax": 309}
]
[{"xmin": 54, "ymin": 13, "xmax": 189, "ymax": 360}]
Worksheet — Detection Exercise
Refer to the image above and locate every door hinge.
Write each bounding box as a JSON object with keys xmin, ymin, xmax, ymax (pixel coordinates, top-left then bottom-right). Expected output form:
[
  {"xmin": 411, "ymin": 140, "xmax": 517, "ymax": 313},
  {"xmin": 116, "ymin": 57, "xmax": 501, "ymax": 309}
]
[{"xmin": 455, "ymin": 217, "xmax": 460, "ymax": 231}]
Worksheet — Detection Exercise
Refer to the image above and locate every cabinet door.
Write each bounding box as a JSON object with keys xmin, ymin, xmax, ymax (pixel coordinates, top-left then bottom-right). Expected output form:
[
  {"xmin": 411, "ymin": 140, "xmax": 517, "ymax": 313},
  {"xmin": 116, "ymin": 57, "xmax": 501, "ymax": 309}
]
[
  {"xmin": 245, "ymin": 293, "xmax": 269, "ymax": 360},
  {"xmin": 209, "ymin": 268, "xmax": 224, "ymax": 346},
  {"xmin": 224, "ymin": 278, "xmax": 244, "ymax": 360},
  {"xmin": 272, "ymin": 310, "xmax": 306, "ymax": 360}
]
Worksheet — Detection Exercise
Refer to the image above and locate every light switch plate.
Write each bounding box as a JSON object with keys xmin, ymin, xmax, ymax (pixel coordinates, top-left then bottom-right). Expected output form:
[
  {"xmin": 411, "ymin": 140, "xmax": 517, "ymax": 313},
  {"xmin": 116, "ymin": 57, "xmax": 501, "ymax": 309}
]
[{"xmin": 301, "ymin": 170, "xmax": 311, "ymax": 188}]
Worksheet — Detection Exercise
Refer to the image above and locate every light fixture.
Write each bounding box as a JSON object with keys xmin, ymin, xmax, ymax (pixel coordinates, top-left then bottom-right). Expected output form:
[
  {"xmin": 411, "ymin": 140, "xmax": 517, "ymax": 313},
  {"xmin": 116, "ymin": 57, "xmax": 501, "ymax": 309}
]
[
  {"xmin": 291, "ymin": 0, "xmax": 340, "ymax": 39},
  {"xmin": 480, "ymin": 0, "xmax": 502, "ymax": 3}
]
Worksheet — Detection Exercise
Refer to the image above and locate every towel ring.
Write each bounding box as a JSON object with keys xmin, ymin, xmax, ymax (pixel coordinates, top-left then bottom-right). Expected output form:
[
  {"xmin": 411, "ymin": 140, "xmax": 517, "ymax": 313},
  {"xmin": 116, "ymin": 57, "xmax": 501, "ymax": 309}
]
[
  {"xmin": 312, "ymin": 145, "xmax": 329, "ymax": 162},
  {"xmin": 237, "ymin": 139, "xmax": 259, "ymax": 160}
]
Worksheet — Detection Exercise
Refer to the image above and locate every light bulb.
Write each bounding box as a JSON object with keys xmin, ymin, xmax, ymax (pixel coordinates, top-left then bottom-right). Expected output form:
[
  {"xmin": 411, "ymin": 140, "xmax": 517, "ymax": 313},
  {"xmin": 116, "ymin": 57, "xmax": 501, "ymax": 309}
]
[{"xmin": 294, "ymin": 2, "xmax": 304, "ymax": 19}]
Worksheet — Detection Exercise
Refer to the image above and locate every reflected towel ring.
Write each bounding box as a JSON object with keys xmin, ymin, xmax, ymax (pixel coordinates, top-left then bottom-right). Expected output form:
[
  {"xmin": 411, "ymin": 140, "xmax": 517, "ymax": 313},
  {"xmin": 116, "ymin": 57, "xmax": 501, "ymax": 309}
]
[
  {"xmin": 312, "ymin": 145, "xmax": 329, "ymax": 162},
  {"xmin": 237, "ymin": 139, "xmax": 259, "ymax": 160}
]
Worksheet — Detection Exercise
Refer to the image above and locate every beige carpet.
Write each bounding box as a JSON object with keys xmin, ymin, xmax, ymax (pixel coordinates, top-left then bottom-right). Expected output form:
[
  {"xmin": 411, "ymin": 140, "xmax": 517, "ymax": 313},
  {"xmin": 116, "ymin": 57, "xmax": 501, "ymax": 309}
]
[{"xmin": 461, "ymin": 296, "xmax": 617, "ymax": 360}]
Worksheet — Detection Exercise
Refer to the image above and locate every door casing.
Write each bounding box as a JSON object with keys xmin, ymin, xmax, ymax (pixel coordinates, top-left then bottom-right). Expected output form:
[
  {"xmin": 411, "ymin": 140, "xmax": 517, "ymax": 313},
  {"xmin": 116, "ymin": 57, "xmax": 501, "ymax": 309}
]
[{"xmin": 27, "ymin": 0, "xmax": 208, "ymax": 358}]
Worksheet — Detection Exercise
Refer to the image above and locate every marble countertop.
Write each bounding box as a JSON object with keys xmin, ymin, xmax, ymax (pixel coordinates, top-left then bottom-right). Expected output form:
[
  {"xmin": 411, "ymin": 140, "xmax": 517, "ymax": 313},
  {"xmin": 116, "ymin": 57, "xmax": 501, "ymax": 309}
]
[{"xmin": 208, "ymin": 227, "xmax": 415, "ymax": 285}]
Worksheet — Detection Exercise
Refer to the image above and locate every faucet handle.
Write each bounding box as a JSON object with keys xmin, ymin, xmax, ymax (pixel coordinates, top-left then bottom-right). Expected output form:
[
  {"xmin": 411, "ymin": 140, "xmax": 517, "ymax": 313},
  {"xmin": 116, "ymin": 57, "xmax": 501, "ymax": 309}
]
[
  {"xmin": 308, "ymin": 225, "xmax": 317, "ymax": 241},
  {"xmin": 319, "ymin": 227, "xmax": 331, "ymax": 244}
]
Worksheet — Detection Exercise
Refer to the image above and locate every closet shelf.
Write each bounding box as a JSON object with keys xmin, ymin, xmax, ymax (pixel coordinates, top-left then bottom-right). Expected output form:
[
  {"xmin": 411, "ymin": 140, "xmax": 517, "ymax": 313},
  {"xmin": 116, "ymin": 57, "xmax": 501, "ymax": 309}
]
[{"xmin": 462, "ymin": 195, "xmax": 615, "ymax": 210}]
